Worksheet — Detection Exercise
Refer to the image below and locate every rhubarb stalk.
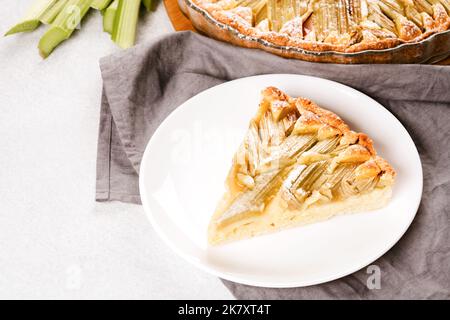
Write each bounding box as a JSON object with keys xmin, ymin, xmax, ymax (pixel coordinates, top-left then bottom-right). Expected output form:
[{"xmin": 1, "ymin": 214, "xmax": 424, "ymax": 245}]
[
  {"xmin": 38, "ymin": 0, "xmax": 92, "ymax": 58},
  {"xmin": 111, "ymin": 0, "xmax": 141, "ymax": 49},
  {"xmin": 40, "ymin": 0, "xmax": 69, "ymax": 24},
  {"xmin": 103, "ymin": 0, "xmax": 118, "ymax": 34},
  {"xmin": 5, "ymin": 0, "xmax": 58, "ymax": 35}
]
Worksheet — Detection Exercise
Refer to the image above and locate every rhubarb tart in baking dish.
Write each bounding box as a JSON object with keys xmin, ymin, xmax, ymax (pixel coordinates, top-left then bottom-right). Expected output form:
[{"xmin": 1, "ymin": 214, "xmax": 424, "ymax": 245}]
[{"xmin": 190, "ymin": 0, "xmax": 450, "ymax": 53}]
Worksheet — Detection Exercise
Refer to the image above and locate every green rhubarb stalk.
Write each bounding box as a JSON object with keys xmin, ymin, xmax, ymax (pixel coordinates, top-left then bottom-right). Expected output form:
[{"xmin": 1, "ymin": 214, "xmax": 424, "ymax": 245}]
[
  {"xmin": 142, "ymin": 0, "xmax": 153, "ymax": 11},
  {"xmin": 103, "ymin": 0, "xmax": 119, "ymax": 34},
  {"xmin": 91, "ymin": 0, "xmax": 113, "ymax": 10},
  {"xmin": 40, "ymin": 0, "xmax": 69, "ymax": 24},
  {"xmin": 38, "ymin": 0, "xmax": 92, "ymax": 58},
  {"xmin": 111, "ymin": 0, "xmax": 141, "ymax": 49},
  {"xmin": 5, "ymin": 0, "xmax": 58, "ymax": 36}
]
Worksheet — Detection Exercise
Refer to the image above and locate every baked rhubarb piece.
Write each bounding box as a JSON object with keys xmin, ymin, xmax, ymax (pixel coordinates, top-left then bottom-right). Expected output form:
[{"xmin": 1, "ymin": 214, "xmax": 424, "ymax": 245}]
[{"xmin": 208, "ymin": 87, "xmax": 395, "ymax": 245}]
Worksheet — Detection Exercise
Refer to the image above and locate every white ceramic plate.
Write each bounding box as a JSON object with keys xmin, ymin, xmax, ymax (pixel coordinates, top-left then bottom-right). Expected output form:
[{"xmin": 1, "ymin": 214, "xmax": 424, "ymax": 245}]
[{"xmin": 139, "ymin": 74, "xmax": 422, "ymax": 288}]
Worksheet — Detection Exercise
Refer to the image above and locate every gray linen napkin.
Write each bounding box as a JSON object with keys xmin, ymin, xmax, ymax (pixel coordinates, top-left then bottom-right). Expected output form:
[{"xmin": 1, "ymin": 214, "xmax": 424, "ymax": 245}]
[{"xmin": 97, "ymin": 31, "xmax": 450, "ymax": 299}]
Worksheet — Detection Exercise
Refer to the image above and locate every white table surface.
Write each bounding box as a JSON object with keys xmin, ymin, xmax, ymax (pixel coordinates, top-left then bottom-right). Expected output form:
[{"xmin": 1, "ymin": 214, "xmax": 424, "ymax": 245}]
[{"xmin": 0, "ymin": 0, "xmax": 233, "ymax": 300}]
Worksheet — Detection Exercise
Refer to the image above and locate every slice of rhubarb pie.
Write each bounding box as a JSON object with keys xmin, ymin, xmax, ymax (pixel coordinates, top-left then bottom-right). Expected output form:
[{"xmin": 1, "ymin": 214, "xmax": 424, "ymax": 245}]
[{"xmin": 208, "ymin": 87, "xmax": 395, "ymax": 245}]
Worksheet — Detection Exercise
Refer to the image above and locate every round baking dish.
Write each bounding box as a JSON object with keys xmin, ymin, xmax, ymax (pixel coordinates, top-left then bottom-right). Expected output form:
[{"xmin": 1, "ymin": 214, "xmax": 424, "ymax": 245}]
[{"xmin": 178, "ymin": 0, "xmax": 450, "ymax": 64}]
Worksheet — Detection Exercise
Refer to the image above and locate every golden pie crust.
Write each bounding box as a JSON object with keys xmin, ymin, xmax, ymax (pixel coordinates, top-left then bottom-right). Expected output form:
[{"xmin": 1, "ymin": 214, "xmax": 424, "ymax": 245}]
[{"xmin": 192, "ymin": 0, "xmax": 450, "ymax": 53}]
